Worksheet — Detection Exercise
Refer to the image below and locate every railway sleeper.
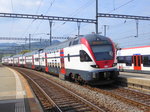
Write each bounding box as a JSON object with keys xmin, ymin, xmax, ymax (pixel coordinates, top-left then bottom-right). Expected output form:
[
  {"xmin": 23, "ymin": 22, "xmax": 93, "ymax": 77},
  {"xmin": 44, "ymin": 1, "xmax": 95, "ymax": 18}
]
[
  {"xmin": 56, "ymin": 100, "xmax": 79, "ymax": 104},
  {"xmin": 58, "ymin": 103, "xmax": 81, "ymax": 107}
]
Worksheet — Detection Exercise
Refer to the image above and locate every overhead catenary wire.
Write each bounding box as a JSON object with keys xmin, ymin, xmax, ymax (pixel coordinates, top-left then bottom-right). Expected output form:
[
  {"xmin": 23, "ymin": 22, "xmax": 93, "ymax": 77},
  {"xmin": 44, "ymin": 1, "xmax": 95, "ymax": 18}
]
[
  {"xmin": 54, "ymin": 0, "xmax": 93, "ymax": 30},
  {"xmin": 120, "ymin": 40, "xmax": 150, "ymax": 48},
  {"xmin": 20, "ymin": 0, "xmax": 45, "ymax": 38},
  {"xmin": 102, "ymin": 0, "xmax": 136, "ymax": 37},
  {"xmin": 9, "ymin": 0, "xmax": 14, "ymax": 41},
  {"xmin": 33, "ymin": 0, "xmax": 94, "ymax": 38},
  {"xmin": 109, "ymin": 21, "xmax": 150, "ymax": 40},
  {"xmin": 21, "ymin": 0, "xmax": 45, "ymax": 38},
  {"xmin": 11, "ymin": 0, "xmax": 14, "ymax": 11},
  {"xmin": 53, "ymin": 0, "xmax": 95, "ymax": 34},
  {"xmin": 35, "ymin": 0, "xmax": 44, "ymax": 14},
  {"xmin": 108, "ymin": 0, "xmax": 135, "ymax": 13},
  {"xmin": 32, "ymin": 0, "xmax": 56, "ymax": 35},
  {"xmin": 45, "ymin": 0, "xmax": 56, "ymax": 14},
  {"xmin": 20, "ymin": 19, "xmax": 36, "ymax": 38},
  {"xmin": 115, "ymin": 32, "xmax": 150, "ymax": 42},
  {"xmin": 114, "ymin": 33, "xmax": 150, "ymax": 48}
]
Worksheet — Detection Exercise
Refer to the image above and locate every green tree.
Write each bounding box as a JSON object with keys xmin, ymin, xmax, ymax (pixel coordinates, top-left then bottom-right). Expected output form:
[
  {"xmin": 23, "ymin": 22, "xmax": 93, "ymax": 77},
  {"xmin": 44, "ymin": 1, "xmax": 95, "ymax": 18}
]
[{"xmin": 19, "ymin": 50, "xmax": 30, "ymax": 54}]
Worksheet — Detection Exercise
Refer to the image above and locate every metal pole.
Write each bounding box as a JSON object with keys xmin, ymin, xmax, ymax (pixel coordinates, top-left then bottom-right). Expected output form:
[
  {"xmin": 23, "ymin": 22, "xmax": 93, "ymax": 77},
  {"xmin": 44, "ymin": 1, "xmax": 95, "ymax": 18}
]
[
  {"xmin": 49, "ymin": 20, "xmax": 52, "ymax": 46},
  {"xmin": 77, "ymin": 22, "xmax": 81, "ymax": 36},
  {"xmin": 29, "ymin": 34, "xmax": 31, "ymax": 51},
  {"xmin": 103, "ymin": 25, "xmax": 109, "ymax": 36},
  {"xmin": 40, "ymin": 37, "xmax": 42, "ymax": 45},
  {"xmin": 136, "ymin": 20, "xmax": 139, "ymax": 37},
  {"xmin": 96, "ymin": 0, "xmax": 98, "ymax": 34}
]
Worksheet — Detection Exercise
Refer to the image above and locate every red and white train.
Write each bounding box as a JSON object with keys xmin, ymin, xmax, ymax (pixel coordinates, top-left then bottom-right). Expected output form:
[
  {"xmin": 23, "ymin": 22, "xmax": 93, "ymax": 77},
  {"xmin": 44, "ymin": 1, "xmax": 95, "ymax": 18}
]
[
  {"xmin": 2, "ymin": 34, "xmax": 119, "ymax": 85},
  {"xmin": 117, "ymin": 46, "xmax": 150, "ymax": 73}
]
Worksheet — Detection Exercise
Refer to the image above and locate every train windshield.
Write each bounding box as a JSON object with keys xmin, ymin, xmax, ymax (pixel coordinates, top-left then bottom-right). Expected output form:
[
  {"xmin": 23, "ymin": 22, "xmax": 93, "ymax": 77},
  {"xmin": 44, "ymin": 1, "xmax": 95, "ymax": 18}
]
[{"xmin": 91, "ymin": 45, "xmax": 113, "ymax": 61}]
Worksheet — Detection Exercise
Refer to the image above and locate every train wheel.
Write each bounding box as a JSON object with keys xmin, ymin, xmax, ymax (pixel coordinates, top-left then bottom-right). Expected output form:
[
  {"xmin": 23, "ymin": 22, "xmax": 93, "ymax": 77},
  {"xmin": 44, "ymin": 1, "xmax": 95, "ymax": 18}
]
[{"xmin": 68, "ymin": 73, "xmax": 74, "ymax": 82}]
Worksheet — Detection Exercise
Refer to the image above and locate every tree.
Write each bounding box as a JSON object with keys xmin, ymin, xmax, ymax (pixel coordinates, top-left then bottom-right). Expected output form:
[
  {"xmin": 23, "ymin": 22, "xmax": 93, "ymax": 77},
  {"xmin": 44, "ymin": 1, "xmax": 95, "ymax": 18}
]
[{"xmin": 19, "ymin": 50, "xmax": 30, "ymax": 54}]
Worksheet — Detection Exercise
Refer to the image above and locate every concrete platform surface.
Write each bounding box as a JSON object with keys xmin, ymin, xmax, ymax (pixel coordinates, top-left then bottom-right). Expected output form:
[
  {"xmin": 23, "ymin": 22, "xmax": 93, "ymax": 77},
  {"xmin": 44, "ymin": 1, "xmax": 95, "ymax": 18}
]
[
  {"xmin": 118, "ymin": 72, "xmax": 150, "ymax": 92},
  {"xmin": 120, "ymin": 72, "xmax": 150, "ymax": 79},
  {"xmin": 0, "ymin": 66, "xmax": 42, "ymax": 112}
]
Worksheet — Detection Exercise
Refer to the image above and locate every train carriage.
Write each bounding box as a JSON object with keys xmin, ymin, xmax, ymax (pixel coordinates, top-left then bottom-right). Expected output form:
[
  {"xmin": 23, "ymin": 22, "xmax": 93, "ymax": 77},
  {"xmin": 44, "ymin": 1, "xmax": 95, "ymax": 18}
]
[
  {"xmin": 13, "ymin": 54, "xmax": 20, "ymax": 66},
  {"xmin": 9, "ymin": 57, "xmax": 13, "ymax": 66},
  {"xmin": 21, "ymin": 55, "xmax": 26, "ymax": 67},
  {"xmin": 33, "ymin": 50, "xmax": 41, "ymax": 70},
  {"xmin": 38, "ymin": 49, "xmax": 46, "ymax": 71},
  {"xmin": 18, "ymin": 54, "xmax": 24, "ymax": 67},
  {"xmin": 117, "ymin": 46, "xmax": 150, "ymax": 73},
  {"xmin": 2, "ymin": 56, "xmax": 10, "ymax": 65},
  {"xmin": 24, "ymin": 52, "xmax": 35, "ymax": 69},
  {"xmin": 44, "ymin": 34, "xmax": 119, "ymax": 84},
  {"xmin": 44, "ymin": 44, "xmax": 62, "ymax": 74},
  {"xmin": 2, "ymin": 34, "xmax": 119, "ymax": 85}
]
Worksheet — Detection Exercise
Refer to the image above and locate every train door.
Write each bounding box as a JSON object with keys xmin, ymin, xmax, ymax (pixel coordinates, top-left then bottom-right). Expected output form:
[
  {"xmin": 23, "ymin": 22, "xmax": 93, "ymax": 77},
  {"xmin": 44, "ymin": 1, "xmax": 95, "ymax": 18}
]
[
  {"xmin": 60, "ymin": 49, "xmax": 66, "ymax": 74},
  {"xmin": 32, "ymin": 55, "xmax": 35, "ymax": 69},
  {"xmin": 133, "ymin": 55, "xmax": 141, "ymax": 70},
  {"xmin": 45, "ymin": 53, "xmax": 49, "ymax": 72}
]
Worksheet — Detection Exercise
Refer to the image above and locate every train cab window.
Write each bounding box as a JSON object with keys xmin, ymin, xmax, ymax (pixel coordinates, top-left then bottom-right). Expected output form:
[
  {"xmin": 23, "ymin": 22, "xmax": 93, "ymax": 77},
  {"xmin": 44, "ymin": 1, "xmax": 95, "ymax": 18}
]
[
  {"xmin": 80, "ymin": 50, "xmax": 92, "ymax": 62},
  {"xmin": 143, "ymin": 55, "xmax": 150, "ymax": 67}
]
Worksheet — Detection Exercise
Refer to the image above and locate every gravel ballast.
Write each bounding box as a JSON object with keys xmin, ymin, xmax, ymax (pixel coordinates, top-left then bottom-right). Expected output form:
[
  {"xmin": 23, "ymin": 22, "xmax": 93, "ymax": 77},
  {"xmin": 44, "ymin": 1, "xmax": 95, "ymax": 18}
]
[{"xmin": 38, "ymin": 72, "xmax": 143, "ymax": 112}]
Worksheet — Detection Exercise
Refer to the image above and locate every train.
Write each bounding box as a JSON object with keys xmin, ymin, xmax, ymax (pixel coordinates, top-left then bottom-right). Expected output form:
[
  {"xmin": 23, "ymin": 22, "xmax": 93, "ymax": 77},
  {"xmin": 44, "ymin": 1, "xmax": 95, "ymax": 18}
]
[
  {"xmin": 2, "ymin": 34, "xmax": 119, "ymax": 85},
  {"xmin": 117, "ymin": 45, "xmax": 150, "ymax": 73}
]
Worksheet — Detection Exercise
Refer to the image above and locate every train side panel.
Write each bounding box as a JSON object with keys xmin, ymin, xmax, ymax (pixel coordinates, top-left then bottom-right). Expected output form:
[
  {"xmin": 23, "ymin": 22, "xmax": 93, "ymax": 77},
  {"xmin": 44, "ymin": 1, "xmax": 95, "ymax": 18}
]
[{"xmin": 117, "ymin": 46, "xmax": 150, "ymax": 73}]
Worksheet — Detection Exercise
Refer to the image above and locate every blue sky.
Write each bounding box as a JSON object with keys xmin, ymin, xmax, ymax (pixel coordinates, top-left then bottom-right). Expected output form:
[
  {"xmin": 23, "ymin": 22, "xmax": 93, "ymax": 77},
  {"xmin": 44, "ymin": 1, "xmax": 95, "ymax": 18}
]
[{"xmin": 0, "ymin": 0, "xmax": 150, "ymax": 48}]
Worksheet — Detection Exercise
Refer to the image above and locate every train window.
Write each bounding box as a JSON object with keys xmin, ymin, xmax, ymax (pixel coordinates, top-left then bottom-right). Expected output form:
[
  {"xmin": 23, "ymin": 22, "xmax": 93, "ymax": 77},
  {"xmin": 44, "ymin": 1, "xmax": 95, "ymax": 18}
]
[
  {"xmin": 72, "ymin": 39, "xmax": 79, "ymax": 45},
  {"xmin": 143, "ymin": 55, "xmax": 150, "ymax": 67},
  {"xmin": 141, "ymin": 56, "xmax": 143, "ymax": 64},
  {"xmin": 125, "ymin": 56, "xmax": 132, "ymax": 66},
  {"xmin": 138, "ymin": 56, "xmax": 141, "ymax": 66},
  {"xmin": 35, "ymin": 58, "xmax": 39, "ymax": 62},
  {"xmin": 117, "ymin": 56, "xmax": 125, "ymax": 63},
  {"xmin": 80, "ymin": 50, "xmax": 92, "ymax": 62},
  {"xmin": 69, "ymin": 42, "xmax": 72, "ymax": 46}
]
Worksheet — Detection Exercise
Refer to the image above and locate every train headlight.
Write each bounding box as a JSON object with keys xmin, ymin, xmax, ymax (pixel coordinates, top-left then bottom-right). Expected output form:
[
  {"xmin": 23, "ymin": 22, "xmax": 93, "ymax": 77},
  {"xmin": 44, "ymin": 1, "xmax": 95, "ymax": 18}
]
[
  {"xmin": 92, "ymin": 72, "xmax": 96, "ymax": 78},
  {"xmin": 113, "ymin": 63, "xmax": 117, "ymax": 67},
  {"xmin": 91, "ymin": 65, "xmax": 99, "ymax": 68}
]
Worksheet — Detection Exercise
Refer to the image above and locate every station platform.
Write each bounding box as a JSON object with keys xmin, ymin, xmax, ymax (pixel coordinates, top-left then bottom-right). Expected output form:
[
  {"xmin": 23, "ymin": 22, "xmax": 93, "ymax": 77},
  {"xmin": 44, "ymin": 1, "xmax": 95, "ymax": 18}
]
[
  {"xmin": 118, "ymin": 72, "xmax": 150, "ymax": 92},
  {"xmin": 0, "ymin": 66, "xmax": 42, "ymax": 112}
]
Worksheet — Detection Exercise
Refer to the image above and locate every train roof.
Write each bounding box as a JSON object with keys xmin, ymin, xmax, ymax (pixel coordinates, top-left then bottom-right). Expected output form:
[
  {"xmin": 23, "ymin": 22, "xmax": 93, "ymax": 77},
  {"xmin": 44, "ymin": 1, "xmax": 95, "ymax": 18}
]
[
  {"xmin": 121, "ymin": 45, "xmax": 150, "ymax": 50},
  {"xmin": 2, "ymin": 34, "xmax": 111, "ymax": 58},
  {"xmin": 117, "ymin": 45, "xmax": 150, "ymax": 56},
  {"xmin": 43, "ymin": 34, "xmax": 110, "ymax": 52},
  {"xmin": 2, "ymin": 55, "xmax": 11, "ymax": 59}
]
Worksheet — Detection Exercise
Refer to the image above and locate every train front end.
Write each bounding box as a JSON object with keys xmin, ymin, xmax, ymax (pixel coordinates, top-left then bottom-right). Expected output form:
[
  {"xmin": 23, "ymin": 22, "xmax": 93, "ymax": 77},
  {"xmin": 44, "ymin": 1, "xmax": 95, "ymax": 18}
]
[{"xmin": 80, "ymin": 34, "xmax": 119, "ymax": 85}]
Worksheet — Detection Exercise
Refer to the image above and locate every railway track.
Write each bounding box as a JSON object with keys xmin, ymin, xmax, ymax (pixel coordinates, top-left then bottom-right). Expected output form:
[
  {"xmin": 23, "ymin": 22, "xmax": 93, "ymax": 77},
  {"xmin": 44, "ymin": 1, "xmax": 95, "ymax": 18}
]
[
  {"xmin": 13, "ymin": 67, "xmax": 107, "ymax": 112},
  {"xmin": 88, "ymin": 85, "xmax": 150, "ymax": 112}
]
